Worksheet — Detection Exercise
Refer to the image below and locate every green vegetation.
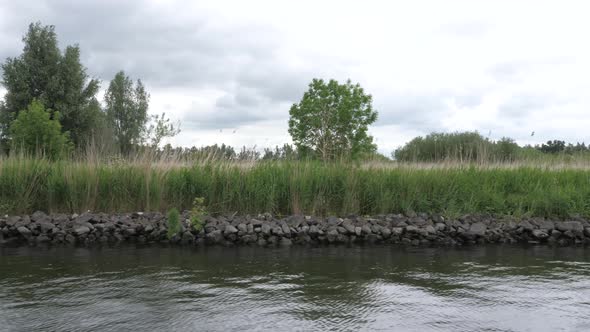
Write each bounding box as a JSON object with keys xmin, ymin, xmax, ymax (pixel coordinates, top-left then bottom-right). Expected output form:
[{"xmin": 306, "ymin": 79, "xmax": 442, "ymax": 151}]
[
  {"xmin": 0, "ymin": 22, "xmax": 179, "ymax": 156},
  {"xmin": 9, "ymin": 100, "xmax": 73, "ymax": 159},
  {"xmin": 167, "ymin": 208, "xmax": 181, "ymax": 239},
  {"xmin": 0, "ymin": 22, "xmax": 102, "ymax": 148},
  {"xmin": 289, "ymin": 79, "xmax": 378, "ymax": 161},
  {"xmin": 190, "ymin": 197, "xmax": 207, "ymax": 232},
  {"xmin": 0, "ymin": 155, "xmax": 589, "ymax": 219}
]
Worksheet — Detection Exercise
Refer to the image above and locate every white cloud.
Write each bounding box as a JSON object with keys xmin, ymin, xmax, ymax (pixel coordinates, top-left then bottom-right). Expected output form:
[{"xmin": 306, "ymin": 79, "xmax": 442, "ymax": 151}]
[{"xmin": 1, "ymin": 0, "xmax": 590, "ymax": 154}]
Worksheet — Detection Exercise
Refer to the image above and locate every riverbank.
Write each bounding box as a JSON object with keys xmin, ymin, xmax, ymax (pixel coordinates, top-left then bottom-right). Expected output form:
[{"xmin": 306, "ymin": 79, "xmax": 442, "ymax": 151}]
[{"xmin": 2, "ymin": 211, "xmax": 590, "ymax": 247}]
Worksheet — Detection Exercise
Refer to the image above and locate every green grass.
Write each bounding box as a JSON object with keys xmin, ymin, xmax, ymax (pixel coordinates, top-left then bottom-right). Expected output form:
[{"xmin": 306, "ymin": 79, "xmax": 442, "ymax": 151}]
[{"xmin": 0, "ymin": 156, "xmax": 589, "ymax": 219}]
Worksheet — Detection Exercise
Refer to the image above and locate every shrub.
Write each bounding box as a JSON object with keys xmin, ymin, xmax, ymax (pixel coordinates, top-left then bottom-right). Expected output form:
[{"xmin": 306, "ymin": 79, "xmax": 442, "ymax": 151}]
[
  {"xmin": 166, "ymin": 208, "xmax": 180, "ymax": 239},
  {"xmin": 9, "ymin": 100, "xmax": 73, "ymax": 159},
  {"xmin": 190, "ymin": 197, "xmax": 207, "ymax": 232}
]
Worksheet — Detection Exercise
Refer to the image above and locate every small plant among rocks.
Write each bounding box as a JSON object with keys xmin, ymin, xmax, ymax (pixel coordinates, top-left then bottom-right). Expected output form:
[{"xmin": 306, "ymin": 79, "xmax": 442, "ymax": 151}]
[
  {"xmin": 167, "ymin": 208, "xmax": 181, "ymax": 239},
  {"xmin": 190, "ymin": 197, "xmax": 207, "ymax": 232}
]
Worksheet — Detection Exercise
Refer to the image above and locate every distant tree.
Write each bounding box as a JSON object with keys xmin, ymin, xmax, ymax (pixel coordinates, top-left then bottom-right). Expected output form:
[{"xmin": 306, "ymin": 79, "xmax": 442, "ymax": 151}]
[
  {"xmin": 495, "ymin": 137, "xmax": 520, "ymax": 161},
  {"xmin": 104, "ymin": 71, "xmax": 149, "ymax": 155},
  {"xmin": 147, "ymin": 112, "xmax": 181, "ymax": 148},
  {"xmin": 9, "ymin": 100, "xmax": 72, "ymax": 159},
  {"xmin": 394, "ymin": 132, "xmax": 493, "ymax": 162},
  {"xmin": 0, "ymin": 22, "xmax": 102, "ymax": 148},
  {"xmin": 537, "ymin": 140, "xmax": 566, "ymax": 154},
  {"xmin": 288, "ymin": 79, "xmax": 378, "ymax": 161}
]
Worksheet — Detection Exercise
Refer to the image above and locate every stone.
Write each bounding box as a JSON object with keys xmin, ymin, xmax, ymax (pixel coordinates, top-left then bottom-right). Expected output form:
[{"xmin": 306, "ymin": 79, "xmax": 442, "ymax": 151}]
[
  {"xmin": 391, "ymin": 227, "xmax": 404, "ymax": 236},
  {"xmin": 65, "ymin": 234, "xmax": 76, "ymax": 244},
  {"xmin": 342, "ymin": 221, "xmax": 356, "ymax": 234},
  {"xmin": 556, "ymin": 221, "xmax": 584, "ymax": 233},
  {"xmin": 224, "ymin": 225, "xmax": 238, "ymax": 235},
  {"xmin": 425, "ymin": 225, "xmax": 436, "ymax": 234},
  {"xmin": 309, "ymin": 225, "xmax": 320, "ymax": 236},
  {"xmin": 381, "ymin": 227, "xmax": 392, "ymax": 238},
  {"xmin": 123, "ymin": 228, "xmax": 136, "ymax": 236},
  {"xmin": 237, "ymin": 223, "xmax": 248, "ymax": 233},
  {"xmin": 532, "ymin": 229, "xmax": 548, "ymax": 239},
  {"xmin": 354, "ymin": 227, "xmax": 362, "ymax": 236},
  {"xmin": 17, "ymin": 226, "xmax": 32, "ymax": 238},
  {"xmin": 435, "ymin": 223, "xmax": 446, "ymax": 231},
  {"xmin": 261, "ymin": 224, "xmax": 271, "ymax": 235},
  {"xmin": 75, "ymin": 226, "xmax": 91, "ymax": 236},
  {"xmin": 31, "ymin": 211, "xmax": 50, "ymax": 223},
  {"xmin": 271, "ymin": 226, "xmax": 283, "ymax": 236},
  {"xmin": 281, "ymin": 223, "xmax": 291, "ymax": 235},
  {"xmin": 208, "ymin": 229, "xmax": 224, "ymax": 242},
  {"xmin": 469, "ymin": 223, "xmax": 487, "ymax": 237},
  {"xmin": 519, "ymin": 220, "xmax": 534, "ymax": 232},
  {"xmin": 327, "ymin": 229, "xmax": 339, "ymax": 242},
  {"xmin": 36, "ymin": 235, "xmax": 50, "ymax": 243},
  {"xmin": 361, "ymin": 225, "xmax": 372, "ymax": 235},
  {"xmin": 537, "ymin": 220, "xmax": 555, "ymax": 230},
  {"xmin": 280, "ymin": 237, "xmax": 292, "ymax": 246}
]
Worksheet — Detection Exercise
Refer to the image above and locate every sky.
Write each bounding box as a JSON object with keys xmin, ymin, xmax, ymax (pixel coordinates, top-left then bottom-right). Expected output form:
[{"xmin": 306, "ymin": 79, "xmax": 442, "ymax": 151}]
[{"xmin": 0, "ymin": 0, "xmax": 589, "ymax": 155}]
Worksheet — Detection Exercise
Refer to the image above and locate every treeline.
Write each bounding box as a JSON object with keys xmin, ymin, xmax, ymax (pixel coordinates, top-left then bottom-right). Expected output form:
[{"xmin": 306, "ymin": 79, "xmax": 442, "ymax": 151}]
[
  {"xmin": 394, "ymin": 131, "xmax": 590, "ymax": 162},
  {"xmin": 0, "ymin": 22, "xmax": 178, "ymax": 159}
]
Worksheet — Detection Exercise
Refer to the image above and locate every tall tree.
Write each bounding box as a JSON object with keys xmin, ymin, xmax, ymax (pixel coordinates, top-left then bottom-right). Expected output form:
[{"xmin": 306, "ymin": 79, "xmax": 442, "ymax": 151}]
[
  {"xmin": 288, "ymin": 79, "xmax": 378, "ymax": 160},
  {"xmin": 0, "ymin": 22, "xmax": 102, "ymax": 147},
  {"xmin": 104, "ymin": 71, "xmax": 149, "ymax": 155}
]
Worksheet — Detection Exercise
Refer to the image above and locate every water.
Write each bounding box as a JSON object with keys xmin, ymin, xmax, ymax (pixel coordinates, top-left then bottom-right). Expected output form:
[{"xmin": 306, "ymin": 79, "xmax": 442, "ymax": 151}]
[{"xmin": 1, "ymin": 245, "xmax": 590, "ymax": 332}]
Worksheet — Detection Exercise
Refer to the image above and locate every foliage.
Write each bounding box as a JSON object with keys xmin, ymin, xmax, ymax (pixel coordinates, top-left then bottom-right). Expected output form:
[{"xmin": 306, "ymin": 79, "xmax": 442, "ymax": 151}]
[
  {"xmin": 190, "ymin": 197, "xmax": 207, "ymax": 231},
  {"xmin": 0, "ymin": 22, "xmax": 102, "ymax": 148},
  {"xmin": 166, "ymin": 208, "xmax": 181, "ymax": 239},
  {"xmin": 288, "ymin": 79, "xmax": 378, "ymax": 161},
  {"xmin": 104, "ymin": 71, "xmax": 150, "ymax": 155},
  {"xmin": 9, "ymin": 100, "xmax": 73, "ymax": 159},
  {"xmin": 147, "ymin": 112, "xmax": 181, "ymax": 148}
]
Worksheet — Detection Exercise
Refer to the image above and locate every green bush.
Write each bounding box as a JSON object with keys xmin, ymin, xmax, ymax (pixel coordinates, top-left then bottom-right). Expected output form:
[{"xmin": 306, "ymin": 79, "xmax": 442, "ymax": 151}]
[
  {"xmin": 166, "ymin": 208, "xmax": 180, "ymax": 239},
  {"xmin": 9, "ymin": 100, "xmax": 73, "ymax": 159},
  {"xmin": 190, "ymin": 197, "xmax": 207, "ymax": 232}
]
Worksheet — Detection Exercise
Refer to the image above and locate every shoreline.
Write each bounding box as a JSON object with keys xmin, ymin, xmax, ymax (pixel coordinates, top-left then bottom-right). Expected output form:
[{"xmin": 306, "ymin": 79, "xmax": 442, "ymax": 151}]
[{"xmin": 1, "ymin": 211, "xmax": 590, "ymax": 247}]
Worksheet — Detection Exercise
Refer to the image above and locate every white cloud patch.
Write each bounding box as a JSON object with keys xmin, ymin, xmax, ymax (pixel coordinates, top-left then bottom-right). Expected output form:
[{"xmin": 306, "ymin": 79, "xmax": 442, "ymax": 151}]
[{"xmin": 1, "ymin": 0, "xmax": 590, "ymax": 154}]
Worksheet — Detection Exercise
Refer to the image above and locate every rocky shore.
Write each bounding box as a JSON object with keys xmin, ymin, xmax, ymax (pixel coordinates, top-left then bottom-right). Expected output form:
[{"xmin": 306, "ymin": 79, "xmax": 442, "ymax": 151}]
[{"xmin": 1, "ymin": 211, "xmax": 590, "ymax": 247}]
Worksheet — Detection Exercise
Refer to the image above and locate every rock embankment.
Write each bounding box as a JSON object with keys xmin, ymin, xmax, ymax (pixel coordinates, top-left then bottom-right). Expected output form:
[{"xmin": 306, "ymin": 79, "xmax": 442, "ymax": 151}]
[{"xmin": 1, "ymin": 211, "xmax": 590, "ymax": 247}]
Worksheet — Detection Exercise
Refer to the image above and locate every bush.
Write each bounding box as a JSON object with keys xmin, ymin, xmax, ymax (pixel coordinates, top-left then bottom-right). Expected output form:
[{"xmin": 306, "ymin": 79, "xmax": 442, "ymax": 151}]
[
  {"xmin": 167, "ymin": 208, "xmax": 180, "ymax": 239},
  {"xmin": 190, "ymin": 197, "xmax": 207, "ymax": 231},
  {"xmin": 9, "ymin": 100, "xmax": 73, "ymax": 159}
]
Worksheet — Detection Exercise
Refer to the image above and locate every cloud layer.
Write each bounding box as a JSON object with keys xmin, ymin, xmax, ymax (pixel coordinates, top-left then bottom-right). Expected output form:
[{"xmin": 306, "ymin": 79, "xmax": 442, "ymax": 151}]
[{"xmin": 1, "ymin": 0, "xmax": 590, "ymax": 153}]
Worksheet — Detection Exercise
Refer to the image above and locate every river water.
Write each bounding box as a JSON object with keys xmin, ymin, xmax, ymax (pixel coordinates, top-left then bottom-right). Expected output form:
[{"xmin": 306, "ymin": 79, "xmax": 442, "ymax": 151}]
[{"xmin": 1, "ymin": 245, "xmax": 589, "ymax": 332}]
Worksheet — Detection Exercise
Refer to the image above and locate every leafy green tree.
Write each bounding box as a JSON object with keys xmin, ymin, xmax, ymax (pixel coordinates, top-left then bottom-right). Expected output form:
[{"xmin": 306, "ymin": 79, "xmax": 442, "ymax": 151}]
[
  {"xmin": 288, "ymin": 79, "xmax": 378, "ymax": 160},
  {"xmin": 104, "ymin": 71, "xmax": 149, "ymax": 155},
  {"xmin": 0, "ymin": 22, "xmax": 102, "ymax": 147},
  {"xmin": 9, "ymin": 100, "xmax": 73, "ymax": 159}
]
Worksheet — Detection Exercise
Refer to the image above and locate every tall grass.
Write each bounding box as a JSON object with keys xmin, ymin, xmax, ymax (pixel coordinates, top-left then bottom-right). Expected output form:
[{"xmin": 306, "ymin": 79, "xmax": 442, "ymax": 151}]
[{"xmin": 0, "ymin": 154, "xmax": 589, "ymax": 218}]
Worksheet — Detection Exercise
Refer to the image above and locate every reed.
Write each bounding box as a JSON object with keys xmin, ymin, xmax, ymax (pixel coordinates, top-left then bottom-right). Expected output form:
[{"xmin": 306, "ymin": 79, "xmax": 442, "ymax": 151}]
[{"xmin": 0, "ymin": 153, "xmax": 589, "ymax": 219}]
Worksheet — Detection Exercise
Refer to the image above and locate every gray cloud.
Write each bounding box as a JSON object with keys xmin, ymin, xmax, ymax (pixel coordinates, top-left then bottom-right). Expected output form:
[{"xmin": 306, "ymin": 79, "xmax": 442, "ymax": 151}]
[{"xmin": 498, "ymin": 95, "xmax": 547, "ymax": 119}]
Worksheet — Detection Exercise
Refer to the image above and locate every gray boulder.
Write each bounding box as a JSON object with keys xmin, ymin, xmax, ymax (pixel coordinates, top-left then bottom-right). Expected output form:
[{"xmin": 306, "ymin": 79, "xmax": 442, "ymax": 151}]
[
  {"xmin": 17, "ymin": 226, "xmax": 32, "ymax": 238},
  {"xmin": 469, "ymin": 223, "xmax": 487, "ymax": 236},
  {"xmin": 74, "ymin": 226, "xmax": 90, "ymax": 236}
]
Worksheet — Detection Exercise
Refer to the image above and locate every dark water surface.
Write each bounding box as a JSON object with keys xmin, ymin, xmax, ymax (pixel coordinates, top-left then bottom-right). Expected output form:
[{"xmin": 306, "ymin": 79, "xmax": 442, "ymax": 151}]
[{"xmin": 1, "ymin": 245, "xmax": 590, "ymax": 332}]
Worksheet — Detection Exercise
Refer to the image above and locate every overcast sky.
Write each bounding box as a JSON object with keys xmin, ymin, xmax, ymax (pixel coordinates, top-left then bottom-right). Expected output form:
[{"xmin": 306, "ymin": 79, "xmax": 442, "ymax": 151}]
[{"xmin": 1, "ymin": 0, "xmax": 589, "ymax": 154}]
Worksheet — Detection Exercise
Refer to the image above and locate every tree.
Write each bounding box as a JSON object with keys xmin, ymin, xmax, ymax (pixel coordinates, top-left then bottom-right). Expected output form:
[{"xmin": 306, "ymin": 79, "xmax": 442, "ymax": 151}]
[
  {"xmin": 9, "ymin": 100, "xmax": 72, "ymax": 159},
  {"xmin": 0, "ymin": 22, "xmax": 102, "ymax": 148},
  {"xmin": 288, "ymin": 79, "xmax": 378, "ymax": 160},
  {"xmin": 104, "ymin": 71, "xmax": 150, "ymax": 155},
  {"xmin": 147, "ymin": 112, "xmax": 181, "ymax": 148}
]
